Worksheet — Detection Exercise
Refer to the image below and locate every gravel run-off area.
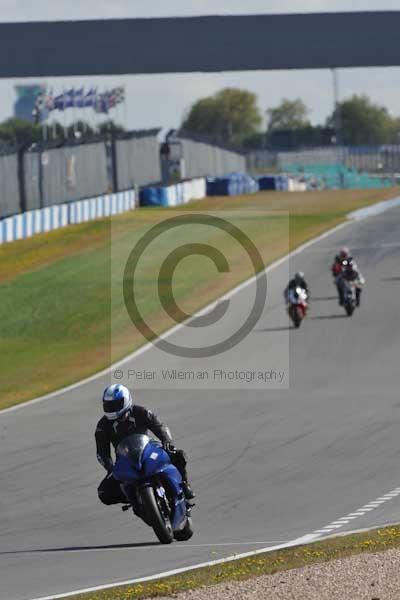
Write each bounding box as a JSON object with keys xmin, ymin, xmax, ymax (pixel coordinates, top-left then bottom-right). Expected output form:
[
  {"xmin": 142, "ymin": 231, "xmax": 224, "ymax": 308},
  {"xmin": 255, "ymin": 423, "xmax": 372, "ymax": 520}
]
[{"xmin": 156, "ymin": 548, "xmax": 400, "ymax": 600}]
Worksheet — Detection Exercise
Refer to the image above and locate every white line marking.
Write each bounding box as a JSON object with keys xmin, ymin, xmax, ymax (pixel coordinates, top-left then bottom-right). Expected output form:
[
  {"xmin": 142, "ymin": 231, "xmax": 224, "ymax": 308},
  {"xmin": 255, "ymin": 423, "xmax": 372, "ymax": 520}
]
[
  {"xmin": 27, "ymin": 482, "xmax": 400, "ymax": 600},
  {"xmin": 27, "ymin": 533, "xmax": 320, "ymax": 600},
  {"xmin": 305, "ymin": 242, "xmax": 400, "ymax": 253},
  {"xmin": 313, "ymin": 530, "xmax": 332, "ymax": 534},
  {"xmin": 0, "ymin": 220, "xmax": 353, "ymax": 416},
  {"xmin": 311, "ymin": 484, "xmax": 400, "ymax": 539}
]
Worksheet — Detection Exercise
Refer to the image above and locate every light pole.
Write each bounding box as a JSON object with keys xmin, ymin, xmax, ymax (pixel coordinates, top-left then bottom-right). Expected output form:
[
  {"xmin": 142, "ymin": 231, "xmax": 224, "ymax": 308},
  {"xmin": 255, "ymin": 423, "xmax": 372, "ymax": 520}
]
[
  {"xmin": 331, "ymin": 68, "xmax": 345, "ymax": 187},
  {"xmin": 331, "ymin": 68, "xmax": 342, "ymax": 146}
]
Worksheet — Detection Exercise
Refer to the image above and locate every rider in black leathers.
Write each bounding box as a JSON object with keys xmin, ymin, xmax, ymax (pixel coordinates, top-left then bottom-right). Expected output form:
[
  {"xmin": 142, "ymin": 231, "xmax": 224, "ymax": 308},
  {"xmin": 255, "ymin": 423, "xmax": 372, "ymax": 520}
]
[
  {"xmin": 332, "ymin": 247, "xmax": 364, "ymax": 307},
  {"xmin": 341, "ymin": 260, "xmax": 365, "ymax": 307},
  {"xmin": 284, "ymin": 271, "xmax": 309, "ymax": 304},
  {"xmin": 96, "ymin": 385, "xmax": 195, "ymax": 505},
  {"xmin": 332, "ymin": 247, "xmax": 353, "ymax": 305}
]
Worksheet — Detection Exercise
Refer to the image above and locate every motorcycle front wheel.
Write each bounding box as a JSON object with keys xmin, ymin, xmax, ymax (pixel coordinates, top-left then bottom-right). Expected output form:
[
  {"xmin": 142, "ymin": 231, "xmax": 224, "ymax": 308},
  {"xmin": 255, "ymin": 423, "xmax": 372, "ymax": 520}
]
[
  {"xmin": 290, "ymin": 306, "xmax": 302, "ymax": 328},
  {"xmin": 141, "ymin": 485, "xmax": 174, "ymax": 544},
  {"xmin": 174, "ymin": 517, "xmax": 194, "ymax": 542}
]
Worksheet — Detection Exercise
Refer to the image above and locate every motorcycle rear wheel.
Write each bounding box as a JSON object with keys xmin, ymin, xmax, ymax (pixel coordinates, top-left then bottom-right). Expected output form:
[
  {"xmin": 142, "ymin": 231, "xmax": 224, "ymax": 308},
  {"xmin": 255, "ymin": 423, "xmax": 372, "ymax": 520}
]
[{"xmin": 141, "ymin": 486, "xmax": 174, "ymax": 544}]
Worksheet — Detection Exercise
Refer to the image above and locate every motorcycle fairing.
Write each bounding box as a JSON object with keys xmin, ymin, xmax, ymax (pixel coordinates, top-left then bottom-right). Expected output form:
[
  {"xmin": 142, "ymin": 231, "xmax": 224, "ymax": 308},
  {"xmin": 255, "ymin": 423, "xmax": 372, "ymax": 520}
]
[{"xmin": 112, "ymin": 434, "xmax": 187, "ymax": 532}]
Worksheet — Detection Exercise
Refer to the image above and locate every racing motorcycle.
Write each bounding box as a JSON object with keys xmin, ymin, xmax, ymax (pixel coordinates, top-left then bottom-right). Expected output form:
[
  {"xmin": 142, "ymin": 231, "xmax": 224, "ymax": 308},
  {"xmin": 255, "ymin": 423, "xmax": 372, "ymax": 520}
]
[
  {"xmin": 342, "ymin": 278, "xmax": 358, "ymax": 316},
  {"xmin": 113, "ymin": 434, "xmax": 194, "ymax": 544},
  {"xmin": 287, "ymin": 287, "xmax": 308, "ymax": 328}
]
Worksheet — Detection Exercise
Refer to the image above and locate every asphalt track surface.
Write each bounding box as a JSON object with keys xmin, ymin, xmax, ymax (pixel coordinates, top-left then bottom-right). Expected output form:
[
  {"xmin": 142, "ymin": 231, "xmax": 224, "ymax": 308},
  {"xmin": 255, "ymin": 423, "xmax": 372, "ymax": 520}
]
[{"xmin": 2, "ymin": 207, "xmax": 400, "ymax": 600}]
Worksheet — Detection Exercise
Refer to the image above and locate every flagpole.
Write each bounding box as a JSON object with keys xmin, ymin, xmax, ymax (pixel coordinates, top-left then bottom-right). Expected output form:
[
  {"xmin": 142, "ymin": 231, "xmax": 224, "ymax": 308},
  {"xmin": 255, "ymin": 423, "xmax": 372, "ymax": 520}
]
[
  {"xmin": 104, "ymin": 86, "xmax": 108, "ymax": 133},
  {"xmin": 73, "ymin": 87, "xmax": 77, "ymax": 137},
  {"xmin": 93, "ymin": 87, "xmax": 98, "ymax": 135},
  {"xmin": 82, "ymin": 86, "xmax": 87, "ymax": 136},
  {"xmin": 50, "ymin": 87, "xmax": 57, "ymax": 140},
  {"xmin": 41, "ymin": 91, "xmax": 47, "ymax": 142},
  {"xmin": 115, "ymin": 84, "xmax": 121, "ymax": 129},
  {"xmin": 63, "ymin": 87, "xmax": 67, "ymax": 138},
  {"xmin": 123, "ymin": 84, "xmax": 128, "ymax": 131}
]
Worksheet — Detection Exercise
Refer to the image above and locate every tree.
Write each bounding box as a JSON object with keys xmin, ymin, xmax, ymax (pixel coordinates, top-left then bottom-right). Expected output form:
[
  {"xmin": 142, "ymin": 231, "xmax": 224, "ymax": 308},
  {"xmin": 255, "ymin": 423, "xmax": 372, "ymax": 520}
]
[
  {"xmin": 0, "ymin": 118, "xmax": 41, "ymax": 145},
  {"xmin": 98, "ymin": 120, "xmax": 125, "ymax": 135},
  {"xmin": 327, "ymin": 95, "xmax": 395, "ymax": 145},
  {"xmin": 266, "ymin": 98, "xmax": 311, "ymax": 133},
  {"xmin": 182, "ymin": 88, "xmax": 262, "ymax": 145},
  {"xmin": 0, "ymin": 117, "xmax": 125, "ymax": 147}
]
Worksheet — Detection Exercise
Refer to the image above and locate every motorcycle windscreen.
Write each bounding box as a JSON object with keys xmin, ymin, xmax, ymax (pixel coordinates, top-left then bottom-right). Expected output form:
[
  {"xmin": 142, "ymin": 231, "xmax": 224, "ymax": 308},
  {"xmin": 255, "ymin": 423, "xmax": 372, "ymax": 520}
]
[{"xmin": 116, "ymin": 434, "xmax": 150, "ymax": 470}]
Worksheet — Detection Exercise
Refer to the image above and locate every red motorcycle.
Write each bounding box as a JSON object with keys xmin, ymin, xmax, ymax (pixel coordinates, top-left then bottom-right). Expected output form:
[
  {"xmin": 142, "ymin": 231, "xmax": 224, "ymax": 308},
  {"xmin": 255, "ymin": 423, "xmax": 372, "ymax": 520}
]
[{"xmin": 287, "ymin": 287, "xmax": 308, "ymax": 328}]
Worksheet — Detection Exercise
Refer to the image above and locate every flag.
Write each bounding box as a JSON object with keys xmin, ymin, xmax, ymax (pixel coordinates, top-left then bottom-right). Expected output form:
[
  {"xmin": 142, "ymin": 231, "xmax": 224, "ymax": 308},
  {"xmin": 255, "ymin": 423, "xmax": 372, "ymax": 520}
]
[
  {"xmin": 32, "ymin": 93, "xmax": 45, "ymax": 123},
  {"xmin": 64, "ymin": 89, "xmax": 75, "ymax": 109},
  {"xmin": 114, "ymin": 86, "xmax": 125, "ymax": 105},
  {"xmin": 45, "ymin": 89, "xmax": 55, "ymax": 112},
  {"xmin": 84, "ymin": 87, "xmax": 97, "ymax": 108},
  {"xmin": 74, "ymin": 87, "xmax": 85, "ymax": 108},
  {"xmin": 95, "ymin": 91, "xmax": 110, "ymax": 114},
  {"xmin": 54, "ymin": 92, "xmax": 66, "ymax": 111}
]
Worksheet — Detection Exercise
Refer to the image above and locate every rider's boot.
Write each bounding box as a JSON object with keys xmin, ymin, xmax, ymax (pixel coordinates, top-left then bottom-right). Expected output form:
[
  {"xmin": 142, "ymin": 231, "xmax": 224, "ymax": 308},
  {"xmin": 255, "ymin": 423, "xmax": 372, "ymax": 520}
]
[{"xmin": 182, "ymin": 480, "xmax": 195, "ymax": 500}]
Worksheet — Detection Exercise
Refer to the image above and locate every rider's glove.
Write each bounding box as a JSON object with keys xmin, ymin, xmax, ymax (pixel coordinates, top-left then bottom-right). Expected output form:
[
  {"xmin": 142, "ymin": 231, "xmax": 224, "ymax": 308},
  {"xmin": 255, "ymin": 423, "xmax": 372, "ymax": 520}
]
[{"xmin": 162, "ymin": 441, "xmax": 175, "ymax": 453}]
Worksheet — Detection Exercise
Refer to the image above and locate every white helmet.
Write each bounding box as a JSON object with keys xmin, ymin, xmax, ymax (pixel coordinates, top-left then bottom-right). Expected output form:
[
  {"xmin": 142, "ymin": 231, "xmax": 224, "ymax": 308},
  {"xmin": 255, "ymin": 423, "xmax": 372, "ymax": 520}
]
[{"xmin": 102, "ymin": 384, "xmax": 133, "ymax": 420}]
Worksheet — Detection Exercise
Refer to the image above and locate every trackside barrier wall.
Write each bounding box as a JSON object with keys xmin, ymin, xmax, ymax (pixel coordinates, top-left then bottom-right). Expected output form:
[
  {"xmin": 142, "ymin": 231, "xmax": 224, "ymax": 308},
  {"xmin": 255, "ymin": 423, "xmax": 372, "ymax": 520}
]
[
  {"xmin": 139, "ymin": 177, "xmax": 206, "ymax": 207},
  {"xmin": 278, "ymin": 145, "xmax": 400, "ymax": 175},
  {"xmin": 116, "ymin": 130, "xmax": 161, "ymax": 189},
  {"xmin": 43, "ymin": 143, "xmax": 109, "ymax": 207},
  {"xmin": 0, "ymin": 152, "xmax": 20, "ymax": 218},
  {"xmin": 0, "ymin": 129, "xmax": 160, "ymax": 218},
  {"xmin": 278, "ymin": 147, "xmax": 345, "ymax": 170},
  {"xmin": 24, "ymin": 142, "xmax": 110, "ymax": 210},
  {"xmin": 246, "ymin": 150, "xmax": 278, "ymax": 173},
  {"xmin": 177, "ymin": 137, "xmax": 246, "ymax": 179},
  {"xmin": 0, "ymin": 189, "xmax": 135, "ymax": 245}
]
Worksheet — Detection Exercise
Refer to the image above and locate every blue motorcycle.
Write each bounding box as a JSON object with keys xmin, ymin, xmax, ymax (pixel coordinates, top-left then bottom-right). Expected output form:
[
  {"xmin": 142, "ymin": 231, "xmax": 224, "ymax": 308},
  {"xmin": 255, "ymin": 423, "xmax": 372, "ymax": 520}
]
[{"xmin": 113, "ymin": 434, "xmax": 194, "ymax": 544}]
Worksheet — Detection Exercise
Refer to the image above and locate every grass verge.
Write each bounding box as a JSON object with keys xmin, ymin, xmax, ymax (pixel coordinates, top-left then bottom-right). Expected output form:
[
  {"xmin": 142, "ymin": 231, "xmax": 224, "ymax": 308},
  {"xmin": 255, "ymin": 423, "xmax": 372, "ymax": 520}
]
[
  {"xmin": 66, "ymin": 524, "xmax": 400, "ymax": 600},
  {"xmin": 0, "ymin": 188, "xmax": 398, "ymax": 409}
]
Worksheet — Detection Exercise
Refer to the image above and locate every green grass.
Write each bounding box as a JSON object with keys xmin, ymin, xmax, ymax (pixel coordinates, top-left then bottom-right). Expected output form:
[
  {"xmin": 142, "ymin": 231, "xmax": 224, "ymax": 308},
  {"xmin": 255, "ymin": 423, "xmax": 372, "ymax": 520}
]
[
  {"xmin": 0, "ymin": 188, "xmax": 397, "ymax": 409},
  {"xmin": 65, "ymin": 524, "xmax": 400, "ymax": 600}
]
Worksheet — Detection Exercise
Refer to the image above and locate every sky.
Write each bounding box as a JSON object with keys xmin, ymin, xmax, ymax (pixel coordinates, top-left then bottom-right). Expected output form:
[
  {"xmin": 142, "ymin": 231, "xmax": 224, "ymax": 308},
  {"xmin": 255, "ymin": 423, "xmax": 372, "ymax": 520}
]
[{"xmin": 2, "ymin": 1, "xmax": 400, "ymax": 134}]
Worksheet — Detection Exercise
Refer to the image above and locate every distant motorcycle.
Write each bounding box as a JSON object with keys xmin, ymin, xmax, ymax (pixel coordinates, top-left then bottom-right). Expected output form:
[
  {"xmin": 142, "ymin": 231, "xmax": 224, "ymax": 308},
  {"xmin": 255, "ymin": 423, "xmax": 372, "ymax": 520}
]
[
  {"xmin": 113, "ymin": 434, "xmax": 194, "ymax": 544},
  {"xmin": 287, "ymin": 287, "xmax": 308, "ymax": 328}
]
